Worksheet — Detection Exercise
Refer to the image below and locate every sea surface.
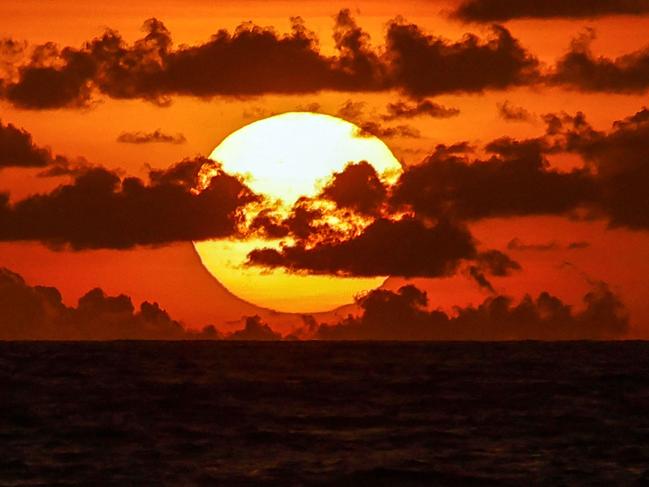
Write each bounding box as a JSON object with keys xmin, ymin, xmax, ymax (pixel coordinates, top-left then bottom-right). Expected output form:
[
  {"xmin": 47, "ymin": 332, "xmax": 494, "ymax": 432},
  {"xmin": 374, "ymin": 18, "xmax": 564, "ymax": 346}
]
[{"xmin": 1, "ymin": 341, "xmax": 649, "ymax": 486}]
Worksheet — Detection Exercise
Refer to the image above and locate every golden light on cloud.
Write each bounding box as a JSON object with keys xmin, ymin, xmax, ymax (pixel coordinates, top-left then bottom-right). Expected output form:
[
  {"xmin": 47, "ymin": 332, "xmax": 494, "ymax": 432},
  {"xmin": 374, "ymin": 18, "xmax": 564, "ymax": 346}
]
[{"xmin": 194, "ymin": 112, "xmax": 403, "ymax": 313}]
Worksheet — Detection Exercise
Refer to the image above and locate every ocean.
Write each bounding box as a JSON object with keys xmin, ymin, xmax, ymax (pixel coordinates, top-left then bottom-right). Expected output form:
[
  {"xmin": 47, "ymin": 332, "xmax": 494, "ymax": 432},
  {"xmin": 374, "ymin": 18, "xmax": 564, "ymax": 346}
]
[{"xmin": 1, "ymin": 341, "xmax": 649, "ymax": 485}]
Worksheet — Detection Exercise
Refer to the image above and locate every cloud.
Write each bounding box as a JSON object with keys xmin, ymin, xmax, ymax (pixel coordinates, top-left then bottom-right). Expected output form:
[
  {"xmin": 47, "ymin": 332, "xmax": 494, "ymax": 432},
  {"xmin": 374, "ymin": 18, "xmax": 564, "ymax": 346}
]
[
  {"xmin": 116, "ymin": 129, "xmax": 186, "ymax": 144},
  {"xmin": 314, "ymin": 282, "xmax": 629, "ymax": 340},
  {"xmin": 335, "ymin": 99, "xmax": 422, "ymax": 139},
  {"xmin": 452, "ymin": 0, "xmax": 649, "ymax": 22},
  {"xmin": 1, "ymin": 267, "xmax": 628, "ymax": 341},
  {"xmin": 0, "ymin": 266, "xmax": 189, "ymax": 340},
  {"xmin": 0, "ymin": 13, "xmax": 540, "ymax": 108},
  {"xmin": 466, "ymin": 249, "xmax": 521, "ymax": 293},
  {"xmin": 336, "ymin": 99, "xmax": 366, "ymax": 120},
  {"xmin": 0, "ymin": 266, "xmax": 281, "ymax": 340},
  {"xmin": 551, "ymin": 29, "xmax": 649, "ymax": 93},
  {"xmin": 355, "ymin": 121, "xmax": 421, "ymax": 139},
  {"xmin": 227, "ymin": 315, "xmax": 282, "ymax": 341},
  {"xmin": 386, "ymin": 105, "xmax": 649, "ymax": 230},
  {"xmin": 0, "ymin": 120, "xmax": 66, "ymax": 168},
  {"xmin": 382, "ymin": 99, "xmax": 460, "ymax": 120},
  {"xmin": 320, "ymin": 161, "xmax": 387, "ymax": 216},
  {"xmin": 247, "ymin": 217, "xmax": 479, "ymax": 277},
  {"xmin": 0, "ymin": 157, "xmax": 257, "ymax": 249},
  {"xmin": 384, "ymin": 21, "xmax": 539, "ymax": 97},
  {"xmin": 391, "ymin": 140, "xmax": 597, "ymax": 221},
  {"xmin": 547, "ymin": 107, "xmax": 649, "ymax": 229},
  {"xmin": 497, "ymin": 100, "xmax": 535, "ymax": 122},
  {"xmin": 507, "ymin": 238, "xmax": 590, "ymax": 251}
]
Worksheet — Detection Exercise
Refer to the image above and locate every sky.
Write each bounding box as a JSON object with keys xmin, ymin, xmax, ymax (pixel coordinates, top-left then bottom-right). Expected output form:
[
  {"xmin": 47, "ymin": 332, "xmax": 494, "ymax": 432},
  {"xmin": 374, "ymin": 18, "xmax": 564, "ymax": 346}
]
[{"xmin": 1, "ymin": 0, "xmax": 649, "ymax": 340}]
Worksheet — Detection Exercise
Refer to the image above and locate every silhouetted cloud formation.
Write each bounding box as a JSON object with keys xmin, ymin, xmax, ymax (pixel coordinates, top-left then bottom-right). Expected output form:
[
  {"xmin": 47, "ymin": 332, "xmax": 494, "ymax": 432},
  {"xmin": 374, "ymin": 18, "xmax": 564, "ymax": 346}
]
[
  {"xmin": 314, "ymin": 283, "xmax": 629, "ymax": 340},
  {"xmin": 549, "ymin": 107, "xmax": 649, "ymax": 229},
  {"xmin": 384, "ymin": 22, "xmax": 539, "ymax": 97},
  {"xmin": 320, "ymin": 161, "xmax": 388, "ymax": 216},
  {"xmin": 391, "ymin": 141, "xmax": 597, "ymax": 221},
  {"xmin": 453, "ymin": 0, "xmax": 649, "ymax": 21},
  {"xmin": 508, "ymin": 238, "xmax": 590, "ymax": 251},
  {"xmin": 0, "ymin": 267, "xmax": 284, "ymax": 340},
  {"xmin": 247, "ymin": 218, "xmax": 479, "ymax": 277},
  {"xmin": 467, "ymin": 249, "xmax": 521, "ymax": 293},
  {"xmin": 0, "ymin": 120, "xmax": 66, "ymax": 168},
  {"xmin": 356, "ymin": 121, "xmax": 421, "ymax": 139},
  {"xmin": 382, "ymin": 99, "xmax": 460, "ymax": 120},
  {"xmin": 0, "ymin": 267, "xmax": 188, "ymax": 340},
  {"xmin": 0, "ymin": 158, "xmax": 257, "ymax": 249},
  {"xmin": 497, "ymin": 100, "xmax": 535, "ymax": 122},
  {"xmin": 552, "ymin": 30, "xmax": 649, "ymax": 93},
  {"xmin": 117, "ymin": 129, "xmax": 186, "ymax": 144},
  {"xmin": 0, "ymin": 13, "xmax": 540, "ymax": 108},
  {"xmin": 0, "ymin": 267, "xmax": 629, "ymax": 341},
  {"xmin": 227, "ymin": 316, "xmax": 282, "ymax": 341}
]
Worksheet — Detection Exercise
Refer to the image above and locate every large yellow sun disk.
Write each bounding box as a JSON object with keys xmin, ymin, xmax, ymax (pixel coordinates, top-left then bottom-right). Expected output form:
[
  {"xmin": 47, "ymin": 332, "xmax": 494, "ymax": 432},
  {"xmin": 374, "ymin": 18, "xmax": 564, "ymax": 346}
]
[{"xmin": 194, "ymin": 112, "xmax": 403, "ymax": 313}]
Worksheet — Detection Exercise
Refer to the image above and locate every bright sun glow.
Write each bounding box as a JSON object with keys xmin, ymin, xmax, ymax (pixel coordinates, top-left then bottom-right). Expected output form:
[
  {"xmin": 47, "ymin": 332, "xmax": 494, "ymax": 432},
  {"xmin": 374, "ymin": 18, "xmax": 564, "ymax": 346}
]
[{"xmin": 193, "ymin": 112, "xmax": 403, "ymax": 313}]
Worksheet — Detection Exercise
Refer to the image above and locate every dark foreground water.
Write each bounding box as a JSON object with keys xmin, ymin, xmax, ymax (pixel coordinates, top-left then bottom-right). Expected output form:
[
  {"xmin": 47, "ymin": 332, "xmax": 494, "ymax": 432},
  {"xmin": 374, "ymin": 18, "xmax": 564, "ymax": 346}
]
[{"xmin": 2, "ymin": 342, "xmax": 649, "ymax": 486}]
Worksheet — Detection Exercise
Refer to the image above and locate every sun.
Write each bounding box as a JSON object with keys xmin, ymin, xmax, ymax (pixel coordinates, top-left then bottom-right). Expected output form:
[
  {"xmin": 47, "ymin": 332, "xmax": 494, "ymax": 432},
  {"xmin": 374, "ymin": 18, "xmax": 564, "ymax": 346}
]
[{"xmin": 193, "ymin": 112, "xmax": 402, "ymax": 313}]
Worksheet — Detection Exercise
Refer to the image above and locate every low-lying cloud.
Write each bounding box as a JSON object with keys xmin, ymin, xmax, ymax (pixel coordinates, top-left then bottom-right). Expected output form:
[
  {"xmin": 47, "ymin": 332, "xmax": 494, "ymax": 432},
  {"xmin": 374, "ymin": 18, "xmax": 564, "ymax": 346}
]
[{"xmin": 116, "ymin": 129, "xmax": 186, "ymax": 144}]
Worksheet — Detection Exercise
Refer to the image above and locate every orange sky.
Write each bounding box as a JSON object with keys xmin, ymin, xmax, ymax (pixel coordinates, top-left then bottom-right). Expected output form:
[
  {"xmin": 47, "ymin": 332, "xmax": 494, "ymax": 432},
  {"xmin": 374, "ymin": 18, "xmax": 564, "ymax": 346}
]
[{"xmin": 1, "ymin": 0, "xmax": 649, "ymax": 338}]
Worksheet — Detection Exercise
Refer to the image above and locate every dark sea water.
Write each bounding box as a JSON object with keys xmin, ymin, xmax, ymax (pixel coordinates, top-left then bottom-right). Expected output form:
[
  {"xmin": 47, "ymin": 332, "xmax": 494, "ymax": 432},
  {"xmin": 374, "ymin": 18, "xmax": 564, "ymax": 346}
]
[{"xmin": 2, "ymin": 341, "xmax": 649, "ymax": 486}]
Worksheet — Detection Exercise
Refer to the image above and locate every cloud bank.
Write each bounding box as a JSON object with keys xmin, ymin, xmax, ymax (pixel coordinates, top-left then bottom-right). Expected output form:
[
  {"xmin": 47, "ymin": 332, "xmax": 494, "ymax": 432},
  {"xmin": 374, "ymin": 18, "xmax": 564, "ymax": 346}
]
[{"xmin": 0, "ymin": 267, "xmax": 630, "ymax": 341}]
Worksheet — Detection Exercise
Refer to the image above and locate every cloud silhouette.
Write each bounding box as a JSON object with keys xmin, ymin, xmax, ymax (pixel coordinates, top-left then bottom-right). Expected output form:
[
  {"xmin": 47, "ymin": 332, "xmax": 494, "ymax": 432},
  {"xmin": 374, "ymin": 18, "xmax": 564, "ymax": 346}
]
[
  {"xmin": 552, "ymin": 30, "xmax": 649, "ymax": 93},
  {"xmin": 0, "ymin": 267, "xmax": 189, "ymax": 340},
  {"xmin": 453, "ymin": 0, "xmax": 649, "ymax": 22},
  {"xmin": 497, "ymin": 100, "xmax": 535, "ymax": 122},
  {"xmin": 0, "ymin": 120, "xmax": 66, "ymax": 168},
  {"xmin": 0, "ymin": 158, "xmax": 257, "ymax": 249},
  {"xmin": 314, "ymin": 283, "xmax": 629, "ymax": 340},
  {"xmin": 117, "ymin": 129, "xmax": 186, "ymax": 144},
  {"xmin": 227, "ymin": 316, "xmax": 282, "ymax": 341},
  {"xmin": 391, "ymin": 140, "xmax": 597, "ymax": 221},
  {"xmin": 247, "ymin": 217, "xmax": 479, "ymax": 277},
  {"xmin": 0, "ymin": 13, "xmax": 540, "ymax": 108},
  {"xmin": 0, "ymin": 267, "xmax": 285, "ymax": 340},
  {"xmin": 0, "ymin": 267, "xmax": 629, "ymax": 341},
  {"xmin": 382, "ymin": 99, "xmax": 460, "ymax": 120},
  {"xmin": 384, "ymin": 21, "xmax": 539, "ymax": 97}
]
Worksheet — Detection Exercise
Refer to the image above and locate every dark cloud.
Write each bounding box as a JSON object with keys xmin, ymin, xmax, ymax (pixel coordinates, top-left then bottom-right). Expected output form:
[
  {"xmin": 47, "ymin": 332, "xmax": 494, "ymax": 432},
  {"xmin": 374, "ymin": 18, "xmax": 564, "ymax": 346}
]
[
  {"xmin": 227, "ymin": 316, "xmax": 282, "ymax": 341},
  {"xmin": 320, "ymin": 161, "xmax": 387, "ymax": 216},
  {"xmin": 387, "ymin": 106, "xmax": 649, "ymax": 230},
  {"xmin": 117, "ymin": 129, "xmax": 186, "ymax": 144},
  {"xmin": 0, "ymin": 266, "xmax": 281, "ymax": 340},
  {"xmin": 467, "ymin": 249, "xmax": 521, "ymax": 293},
  {"xmin": 314, "ymin": 283, "xmax": 629, "ymax": 340},
  {"xmin": 384, "ymin": 21, "xmax": 539, "ymax": 97},
  {"xmin": 336, "ymin": 99, "xmax": 422, "ymax": 139},
  {"xmin": 356, "ymin": 121, "xmax": 421, "ymax": 139},
  {"xmin": 247, "ymin": 217, "xmax": 478, "ymax": 277},
  {"xmin": 0, "ymin": 13, "xmax": 540, "ymax": 108},
  {"xmin": 391, "ymin": 141, "xmax": 597, "ymax": 221},
  {"xmin": 336, "ymin": 99, "xmax": 366, "ymax": 120},
  {"xmin": 508, "ymin": 238, "xmax": 590, "ymax": 251},
  {"xmin": 382, "ymin": 99, "xmax": 460, "ymax": 120},
  {"xmin": 497, "ymin": 100, "xmax": 535, "ymax": 122},
  {"xmin": 0, "ymin": 157, "xmax": 257, "ymax": 249},
  {"xmin": 0, "ymin": 266, "xmax": 189, "ymax": 340},
  {"xmin": 549, "ymin": 108, "xmax": 649, "ymax": 229},
  {"xmin": 453, "ymin": 0, "xmax": 649, "ymax": 22},
  {"xmin": 0, "ymin": 120, "xmax": 65, "ymax": 168},
  {"xmin": 0, "ymin": 41, "xmax": 96, "ymax": 109},
  {"xmin": 551, "ymin": 30, "xmax": 649, "ymax": 93}
]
